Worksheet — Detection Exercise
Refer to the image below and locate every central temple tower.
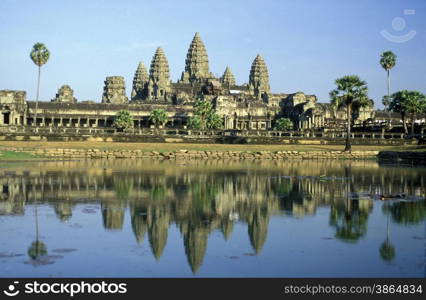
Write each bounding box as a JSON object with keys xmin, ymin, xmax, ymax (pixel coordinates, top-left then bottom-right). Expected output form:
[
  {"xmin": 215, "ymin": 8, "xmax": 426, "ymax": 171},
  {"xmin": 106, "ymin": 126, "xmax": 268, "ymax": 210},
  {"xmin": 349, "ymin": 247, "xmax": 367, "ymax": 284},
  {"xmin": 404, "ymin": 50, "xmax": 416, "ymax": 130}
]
[
  {"xmin": 180, "ymin": 32, "xmax": 213, "ymax": 84},
  {"xmin": 249, "ymin": 54, "xmax": 270, "ymax": 100}
]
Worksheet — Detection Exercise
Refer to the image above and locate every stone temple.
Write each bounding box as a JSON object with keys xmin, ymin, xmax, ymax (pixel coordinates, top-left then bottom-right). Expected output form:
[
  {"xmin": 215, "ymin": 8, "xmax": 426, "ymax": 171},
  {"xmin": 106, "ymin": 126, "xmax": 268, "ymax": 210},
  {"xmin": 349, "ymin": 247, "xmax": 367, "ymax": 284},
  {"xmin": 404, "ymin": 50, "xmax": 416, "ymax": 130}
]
[{"xmin": 0, "ymin": 32, "xmax": 374, "ymax": 130}]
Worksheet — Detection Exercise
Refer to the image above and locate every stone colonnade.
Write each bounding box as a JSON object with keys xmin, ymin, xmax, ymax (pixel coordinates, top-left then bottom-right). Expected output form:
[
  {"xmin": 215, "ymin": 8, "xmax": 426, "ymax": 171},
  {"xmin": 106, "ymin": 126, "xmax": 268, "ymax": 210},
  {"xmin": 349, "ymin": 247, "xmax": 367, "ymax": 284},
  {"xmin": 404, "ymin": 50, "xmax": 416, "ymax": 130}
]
[{"xmin": 24, "ymin": 115, "xmax": 188, "ymax": 128}]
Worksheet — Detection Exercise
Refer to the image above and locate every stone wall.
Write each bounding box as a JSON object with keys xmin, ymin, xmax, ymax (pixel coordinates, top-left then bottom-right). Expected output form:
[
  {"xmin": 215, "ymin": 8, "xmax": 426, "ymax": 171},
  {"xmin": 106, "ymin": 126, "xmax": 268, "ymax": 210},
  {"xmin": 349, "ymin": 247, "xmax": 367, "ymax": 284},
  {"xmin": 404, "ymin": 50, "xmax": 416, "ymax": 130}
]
[
  {"xmin": 0, "ymin": 131, "xmax": 418, "ymax": 145},
  {"xmin": 3, "ymin": 147, "xmax": 379, "ymax": 160}
]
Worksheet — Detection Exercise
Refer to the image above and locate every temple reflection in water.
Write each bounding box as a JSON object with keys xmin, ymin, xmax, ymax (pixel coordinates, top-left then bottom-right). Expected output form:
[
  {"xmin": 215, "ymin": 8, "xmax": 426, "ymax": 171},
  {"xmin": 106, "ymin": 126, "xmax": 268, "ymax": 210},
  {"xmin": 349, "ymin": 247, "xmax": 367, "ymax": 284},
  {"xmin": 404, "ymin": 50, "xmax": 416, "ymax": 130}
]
[{"xmin": 1, "ymin": 159, "xmax": 425, "ymax": 273}]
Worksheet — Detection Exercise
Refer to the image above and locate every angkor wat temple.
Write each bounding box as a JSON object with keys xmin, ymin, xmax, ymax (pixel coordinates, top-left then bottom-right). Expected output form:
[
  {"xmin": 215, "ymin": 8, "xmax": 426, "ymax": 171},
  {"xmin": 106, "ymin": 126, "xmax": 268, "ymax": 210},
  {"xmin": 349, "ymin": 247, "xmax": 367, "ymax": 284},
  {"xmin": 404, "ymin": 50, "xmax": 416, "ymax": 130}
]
[{"xmin": 0, "ymin": 33, "xmax": 374, "ymax": 131}]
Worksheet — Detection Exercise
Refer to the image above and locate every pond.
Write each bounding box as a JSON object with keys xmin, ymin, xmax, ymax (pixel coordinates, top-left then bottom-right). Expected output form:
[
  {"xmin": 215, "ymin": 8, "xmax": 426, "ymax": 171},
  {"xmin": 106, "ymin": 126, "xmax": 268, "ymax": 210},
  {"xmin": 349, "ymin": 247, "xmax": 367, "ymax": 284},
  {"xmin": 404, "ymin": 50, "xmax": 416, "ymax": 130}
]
[{"xmin": 0, "ymin": 159, "xmax": 425, "ymax": 277}]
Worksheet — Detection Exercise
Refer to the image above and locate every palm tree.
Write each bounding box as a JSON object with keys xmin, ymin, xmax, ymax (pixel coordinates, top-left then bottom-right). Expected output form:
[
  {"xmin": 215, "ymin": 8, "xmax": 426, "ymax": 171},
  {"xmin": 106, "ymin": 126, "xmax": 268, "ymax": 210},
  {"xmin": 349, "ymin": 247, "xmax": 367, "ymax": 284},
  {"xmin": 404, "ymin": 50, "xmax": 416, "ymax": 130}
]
[
  {"xmin": 28, "ymin": 240, "xmax": 48, "ymax": 260},
  {"xmin": 30, "ymin": 43, "xmax": 50, "ymax": 126},
  {"xmin": 330, "ymin": 75, "xmax": 369, "ymax": 151},
  {"xmin": 379, "ymin": 205, "xmax": 395, "ymax": 261},
  {"xmin": 149, "ymin": 109, "xmax": 168, "ymax": 128},
  {"xmin": 28, "ymin": 200, "xmax": 48, "ymax": 262},
  {"xmin": 380, "ymin": 51, "xmax": 397, "ymax": 124}
]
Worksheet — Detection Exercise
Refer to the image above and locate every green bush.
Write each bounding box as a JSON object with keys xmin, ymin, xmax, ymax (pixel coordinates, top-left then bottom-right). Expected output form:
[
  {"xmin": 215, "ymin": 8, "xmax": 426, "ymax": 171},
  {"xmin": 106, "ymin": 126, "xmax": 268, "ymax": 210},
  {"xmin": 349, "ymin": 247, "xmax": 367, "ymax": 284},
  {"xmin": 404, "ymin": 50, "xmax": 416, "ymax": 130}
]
[
  {"xmin": 188, "ymin": 99, "xmax": 223, "ymax": 129},
  {"xmin": 274, "ymin": 118, "xmax": 293, "ymax": 131},
  {"xmin": 149, "ymin": 109, "xmax": 168, "ymax": 128},
  {"xmin": 188, "ymin": 115, "xmax": 202, "ymax": 129},
  {"xmin": 113, "ymin": 110, "xmax": 134, "ymax": 129}
]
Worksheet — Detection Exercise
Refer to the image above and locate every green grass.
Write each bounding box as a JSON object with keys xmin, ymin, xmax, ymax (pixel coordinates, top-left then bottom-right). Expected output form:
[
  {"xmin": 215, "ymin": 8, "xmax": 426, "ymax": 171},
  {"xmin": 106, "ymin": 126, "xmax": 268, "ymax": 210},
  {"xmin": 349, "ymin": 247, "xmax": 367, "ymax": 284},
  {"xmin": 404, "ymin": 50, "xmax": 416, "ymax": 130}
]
[{"xmin": 0, "ymin": 150, "xmax": 42, "ymax": 161}]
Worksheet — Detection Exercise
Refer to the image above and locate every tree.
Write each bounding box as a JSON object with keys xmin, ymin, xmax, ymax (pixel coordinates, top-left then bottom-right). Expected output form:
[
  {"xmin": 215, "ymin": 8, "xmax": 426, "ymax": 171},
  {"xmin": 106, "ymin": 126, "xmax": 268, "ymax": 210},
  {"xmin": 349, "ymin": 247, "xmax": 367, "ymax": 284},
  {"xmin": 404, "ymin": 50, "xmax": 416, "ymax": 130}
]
[
  {"xmin": 194, "ymin": 99, "xmax": 213, "ymax": 129},
  {"xmin": 389, "ymin": 90, "xmax": 408, "ymax": 134},
  {"xmin": 113, "ymin": 110, "xmax": 134, "ymax": 130},
  {"xmin": 187, "ymin": 115, "xmax": 202, "ymax": 129},
  {"xmin": 329, "ymin": 75, "xmax": 369, "ymax": 151},
  {"xmin": 30, "ymin": 43, "xmax": 50, "ymax": 126},
  {"xmin": 28, "ymin": 240, "xmax": 48, "ymax": 260},
  {"xmin": 380, "ymin": 51, "xmax": 397, "ymax": 122},
  {"xmin": 274, "ymin": 117, "xmax": 293, "ymax": 131},
  {"xmin": 379, "ymin": 212, "xmax": 395, "ymax": 261},
  {"xmin": 389, "ymin": 90, "xmax": 426, "ymax": 136},
  {"xmin": 402, "ymin": 91, "xmax": 426, "ymax": 136},
  {"xmin": 383, "ymin": 199, "xmax": 426, "ymax": 225},
  {"xmin": 382, "ymin": 95, "xmax": 391, "ymax": 125},
  {"xmin": 28, "ymin": 199, "xmax": 48, "ymax": 264},
  {"xmin": 206, "ymin": 113, "xmax": 223, "ymax": 129},
  {"xmin": 149, "ymin": 109, "xmax": 168, "ymax": 128},
  {"xmin": 379, "ymin": 240, "xmax": 395, "ymax": 261},
  {"xmin": 188, "ymin": 99, "xmax": 223, "ymax": 129}
]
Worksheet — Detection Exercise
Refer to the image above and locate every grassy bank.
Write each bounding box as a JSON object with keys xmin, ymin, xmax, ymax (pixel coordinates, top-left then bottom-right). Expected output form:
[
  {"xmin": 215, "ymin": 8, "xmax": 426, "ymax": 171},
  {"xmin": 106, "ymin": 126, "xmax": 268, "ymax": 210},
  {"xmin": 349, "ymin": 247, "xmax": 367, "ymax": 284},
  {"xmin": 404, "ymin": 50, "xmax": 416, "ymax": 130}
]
[
  {"xmin": 0, "ymin": 141, "xmax": 425, "ymax": 153},
  {"xmin": 0, "ymin": 149, "xmax": 42, "ymax": 161}
]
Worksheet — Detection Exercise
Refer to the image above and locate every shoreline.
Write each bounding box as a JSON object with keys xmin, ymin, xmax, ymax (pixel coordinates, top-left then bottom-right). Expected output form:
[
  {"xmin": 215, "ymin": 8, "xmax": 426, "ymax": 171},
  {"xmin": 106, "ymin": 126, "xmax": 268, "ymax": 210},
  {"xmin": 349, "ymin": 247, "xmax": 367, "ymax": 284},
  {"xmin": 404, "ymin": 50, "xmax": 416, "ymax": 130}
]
[{"xmin": 1, "ymin": 142, "xmax": 425, "ymax": 162}]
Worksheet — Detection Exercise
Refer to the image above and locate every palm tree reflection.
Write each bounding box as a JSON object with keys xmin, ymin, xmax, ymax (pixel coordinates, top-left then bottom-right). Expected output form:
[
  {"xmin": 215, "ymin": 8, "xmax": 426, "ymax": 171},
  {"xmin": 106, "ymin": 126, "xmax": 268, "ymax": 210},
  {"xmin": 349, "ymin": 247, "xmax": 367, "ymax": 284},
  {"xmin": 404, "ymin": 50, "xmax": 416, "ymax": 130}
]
[
  {"xmin": 379, "ymin": 212, "xmax": 395, "ymax": 261},
  {"xmin": 27, "ymin": 203, "xmax": 49, "ymax": 265},
  {"xmin": 329, "ymin": 167, "xmax": 372, "ymax": 242}
]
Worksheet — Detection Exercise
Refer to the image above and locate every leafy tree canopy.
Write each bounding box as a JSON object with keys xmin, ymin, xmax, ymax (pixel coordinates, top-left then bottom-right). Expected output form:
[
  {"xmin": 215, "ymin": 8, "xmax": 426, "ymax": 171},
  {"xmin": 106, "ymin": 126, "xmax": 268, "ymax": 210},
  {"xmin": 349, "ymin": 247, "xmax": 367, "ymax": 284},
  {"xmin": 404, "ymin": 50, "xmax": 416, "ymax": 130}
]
[
  {"xmin": 380, "ymin": 51, "xmax": 397, "ymax": 71},
  {"xmin": 330, "ymin": 75, "xmax": 369, "ymax": 109},
  {"xmin": 149, "ymin": 109, "xmax": 168, "ymax": 127},
  {"xmin": 274, "ymin": 117, "xmax": 293, "ymax": 131},
  {"xmin": 188, "ymin": 100, "xmax": 223, "ymax": 129},
  {"xmin": 30, "ymin": 43, "xmax": 50, "ymax": 67},
  {"xmin": 113, "ymin": 110, "xmax": 134, "ymax": 129}
]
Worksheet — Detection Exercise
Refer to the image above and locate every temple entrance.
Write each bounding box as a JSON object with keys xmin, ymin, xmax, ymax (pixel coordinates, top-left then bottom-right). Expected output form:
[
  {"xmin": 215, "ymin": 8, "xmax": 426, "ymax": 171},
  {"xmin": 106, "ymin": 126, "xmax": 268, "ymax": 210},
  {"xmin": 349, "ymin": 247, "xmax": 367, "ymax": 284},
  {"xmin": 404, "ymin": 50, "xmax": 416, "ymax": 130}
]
[{"xmin": 2, "ymin": 111, "xmax": 10, "ymax": 125}]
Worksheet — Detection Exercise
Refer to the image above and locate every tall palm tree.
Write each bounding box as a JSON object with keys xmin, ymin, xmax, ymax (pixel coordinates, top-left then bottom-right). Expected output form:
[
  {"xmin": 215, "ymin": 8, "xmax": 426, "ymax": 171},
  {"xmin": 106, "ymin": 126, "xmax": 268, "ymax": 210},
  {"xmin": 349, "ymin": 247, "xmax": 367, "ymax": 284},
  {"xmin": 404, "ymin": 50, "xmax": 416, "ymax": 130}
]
[
  {"xmin": 379, "ymin": 213, "xmax": 395, "ymax": 261},
  {"xmin": 30, "ymin": 43, "xmax": 50, "ymax": 126},
  {"xmin": 330, "ymin": 75, "xmax": 369, "ymax": 151},
  {"xmin": 380, "ymin": 51, "xmax": 397, "ymax": 123},
  {"xmin": 28, "ymin": 193, "xmax": 48, "ymax": 262}
]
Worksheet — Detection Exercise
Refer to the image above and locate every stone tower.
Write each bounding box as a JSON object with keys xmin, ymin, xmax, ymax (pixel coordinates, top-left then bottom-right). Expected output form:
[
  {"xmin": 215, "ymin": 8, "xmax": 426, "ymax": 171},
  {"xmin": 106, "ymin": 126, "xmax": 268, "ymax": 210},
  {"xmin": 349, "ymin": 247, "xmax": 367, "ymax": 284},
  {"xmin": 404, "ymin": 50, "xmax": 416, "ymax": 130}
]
[
  {"xmin": 101, "ymin": 76, "xmax": 128, "ymax": 104},
  {"xmin": 249, "ymin": 54, "xmax": 270, "ymax": 99},
  {"xmin": 131, "ymin": 62, "xmax": 149, "ymax": 100},
  {"xmin": 220, "ymin": 67, "xmax": 236, "ymax": 86},
  {"xmin": 181, "ymin": 32, "xmax": 212, "ymax": 83},
  {"xmin": 51, "ymin": 85, "xmax": 77, "ymax": 103},
  {"xmin": 147, "ymin": 47, "xmax": 171, "ymax": 100}
]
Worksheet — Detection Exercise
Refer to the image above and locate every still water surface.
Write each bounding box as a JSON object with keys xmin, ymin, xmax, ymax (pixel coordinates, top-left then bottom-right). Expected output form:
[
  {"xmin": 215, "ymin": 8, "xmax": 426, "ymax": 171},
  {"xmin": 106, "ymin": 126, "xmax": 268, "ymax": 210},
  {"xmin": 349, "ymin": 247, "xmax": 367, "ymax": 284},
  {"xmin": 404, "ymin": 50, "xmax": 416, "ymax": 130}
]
[{"xmin": 0, "ymin": 159, "xmax": 425, "ymax": 277}]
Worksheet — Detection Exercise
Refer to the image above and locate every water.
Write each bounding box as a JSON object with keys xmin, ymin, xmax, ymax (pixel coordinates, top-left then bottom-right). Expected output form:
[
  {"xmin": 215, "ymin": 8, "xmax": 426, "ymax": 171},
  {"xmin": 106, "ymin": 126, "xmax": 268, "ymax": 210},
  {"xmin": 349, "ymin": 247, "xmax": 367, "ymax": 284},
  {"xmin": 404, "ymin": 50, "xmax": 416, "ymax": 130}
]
[{"xmin": 0, "ymin": 159, "xmax": 425, "ymax": 277}]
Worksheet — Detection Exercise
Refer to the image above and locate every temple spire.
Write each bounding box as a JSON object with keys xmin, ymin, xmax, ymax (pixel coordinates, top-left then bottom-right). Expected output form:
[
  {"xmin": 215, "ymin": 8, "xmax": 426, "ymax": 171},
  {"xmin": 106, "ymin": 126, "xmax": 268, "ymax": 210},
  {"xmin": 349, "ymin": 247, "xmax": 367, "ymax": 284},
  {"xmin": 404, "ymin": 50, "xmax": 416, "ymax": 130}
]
[
  {"xmin": 147, "ymin": 47, "xmax": 171, "ymax": 100},
  {"xmin": 248, "ymin": 209, "xmax": 269, "ymax": 254},
  {"xmin": 183, "ymin": 226, "xmax": 208, "ymax": 274},
  {"xmin": 181, "ymin": 32, "xmax": 211, "ymax": 83},
  {"xmin": 101, "ymin": 76, "xmax": 128, "ymax": 104},
  {"xmin": 131, "ymin": 61, "xmax": 148, "ymax": 100},
  {"xmin": 149, "ymin": 47, "xmax": 170, "ymax": 83},
  {"xmin": 221, "ymin": 66, "xmax": 236, "ymax": 86},
  {"xmin": 249, "ymin": 54, "xmax": 270, "ymax": 99}
]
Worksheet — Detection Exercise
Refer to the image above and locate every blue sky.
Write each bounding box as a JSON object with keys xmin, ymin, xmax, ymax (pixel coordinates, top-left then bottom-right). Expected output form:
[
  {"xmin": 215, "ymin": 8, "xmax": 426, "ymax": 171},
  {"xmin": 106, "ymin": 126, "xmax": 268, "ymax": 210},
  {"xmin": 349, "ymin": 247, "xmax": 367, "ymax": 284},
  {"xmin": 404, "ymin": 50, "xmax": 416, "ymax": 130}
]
[{"xmin": 0, "ymin": 0, "xmax": 425, "ymax": 107}]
